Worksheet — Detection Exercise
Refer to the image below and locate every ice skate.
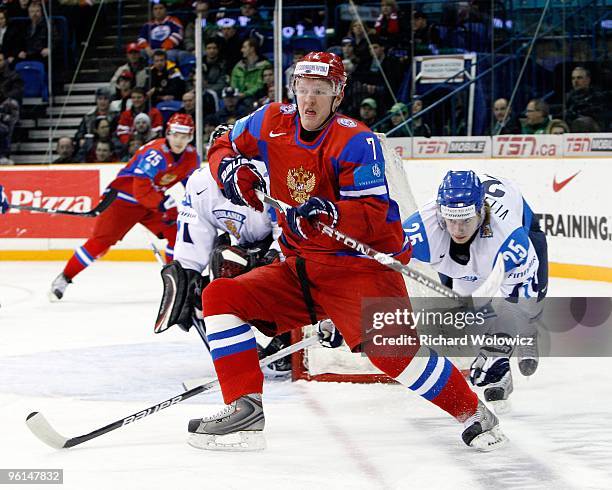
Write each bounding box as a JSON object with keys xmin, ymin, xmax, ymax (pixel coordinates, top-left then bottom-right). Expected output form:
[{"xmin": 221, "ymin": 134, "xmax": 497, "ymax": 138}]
[
  {"xmin": 48, "ymin": 273, "xmax": 71, "ymax": 302},
  {"xmin": 462, "ymin": 399, "xmax": 508, "ymax": 451},
  {"xmin": 187, "ymin": 393, "xmax": 266, "ymax": 451},
  {"xmin": 517, "ymin": 332, "xmax": 539, "ymax": 376}
]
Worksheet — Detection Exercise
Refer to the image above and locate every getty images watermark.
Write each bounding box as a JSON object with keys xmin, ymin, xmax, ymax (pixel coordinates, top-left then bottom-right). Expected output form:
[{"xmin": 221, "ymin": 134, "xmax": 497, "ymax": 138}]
[{"xmin": 360, "ymin": 297, "xmax": 612, "ymax": 358}]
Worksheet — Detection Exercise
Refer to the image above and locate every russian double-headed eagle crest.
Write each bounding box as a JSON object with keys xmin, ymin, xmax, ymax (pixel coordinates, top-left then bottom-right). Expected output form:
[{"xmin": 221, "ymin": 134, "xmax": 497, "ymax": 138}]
[
  {"xmin": 287, "ymin": 166, "xmax": 316, "ymax": 203},
  {"xmin": 159, "ymin": 173, "xmax": 177, "ymax": 186}
]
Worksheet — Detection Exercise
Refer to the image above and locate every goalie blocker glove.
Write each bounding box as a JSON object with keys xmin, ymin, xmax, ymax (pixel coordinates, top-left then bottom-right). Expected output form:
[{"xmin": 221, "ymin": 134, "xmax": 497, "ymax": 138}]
[
  {"xmin": 218, "ymin": 156, "xmax": 267, "ymax": 212},
  {"xmin": 317, "ymin": 319, "xmax": 343, "ymax": 348},
  {"xmin": 155, "ymin": 261, "xmax": 209, "ymax": 333}
]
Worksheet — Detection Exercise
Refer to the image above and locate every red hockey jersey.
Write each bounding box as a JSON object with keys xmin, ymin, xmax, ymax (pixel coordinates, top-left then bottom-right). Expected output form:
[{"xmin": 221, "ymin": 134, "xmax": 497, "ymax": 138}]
[
  {"xmin": 208, "ymin": 102, "xmax": 410, "ymax": 270},
  {"xmin": 110, "ymin": 138, "xmax": 199, "ymax": 210}
]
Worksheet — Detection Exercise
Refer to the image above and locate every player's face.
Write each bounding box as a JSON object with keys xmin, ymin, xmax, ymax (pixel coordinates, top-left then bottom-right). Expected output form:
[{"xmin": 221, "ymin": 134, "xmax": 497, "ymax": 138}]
[
  {"xmin": 444, "ymin": 216, "xmax": 480, "ymax": 244},
  {"xmin": 167, "ymin": 131, "xmax": 192, "ymax": 153},
  {"xmin": 295, "ymin": 78, "xmax": 340, "ymax": 131}
]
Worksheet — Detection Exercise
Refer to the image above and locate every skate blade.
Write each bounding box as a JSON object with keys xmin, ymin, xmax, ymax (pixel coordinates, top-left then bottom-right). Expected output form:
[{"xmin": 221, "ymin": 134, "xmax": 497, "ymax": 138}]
[
  {"xmin": 188, "ymin": 431, "xmax": 266, "ymax": 452},
  {"xmin": 489, "ymin": 399, "xmax": 513, "ymax": 415},
  {"xmin": 469, "ymin": 426, "xmax": 509, "ymax": 452}
]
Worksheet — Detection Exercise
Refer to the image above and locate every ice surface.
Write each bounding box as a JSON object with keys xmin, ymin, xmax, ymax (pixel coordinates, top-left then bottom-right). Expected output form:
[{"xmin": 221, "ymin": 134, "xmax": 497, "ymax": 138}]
[{"xmin": 0, "ymin": 261, "xmax": 611, "ymax": 489}]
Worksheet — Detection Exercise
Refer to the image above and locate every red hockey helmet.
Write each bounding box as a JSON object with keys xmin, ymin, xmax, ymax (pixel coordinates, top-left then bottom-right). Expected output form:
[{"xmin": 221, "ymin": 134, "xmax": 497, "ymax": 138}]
[
  {"xmin": 167, "ymin": 113, "xmax": 195, "ymax": 135},
  {"xmin": 291, "ymin": 51, "xmax": 347, "ymax": 96}
]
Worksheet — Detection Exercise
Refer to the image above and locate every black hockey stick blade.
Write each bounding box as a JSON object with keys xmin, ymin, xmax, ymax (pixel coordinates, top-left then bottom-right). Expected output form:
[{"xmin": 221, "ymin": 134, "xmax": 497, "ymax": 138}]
[{"xmin": 9, "ymin": 188, "xmax": 117, "ymax": 217}]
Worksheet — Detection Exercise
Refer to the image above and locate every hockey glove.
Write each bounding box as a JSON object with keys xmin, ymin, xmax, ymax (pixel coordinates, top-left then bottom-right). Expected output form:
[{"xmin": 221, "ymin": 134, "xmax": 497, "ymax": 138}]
[
  {"xmin": 469, "ymin": 334, "xmax": 513, "ymax": 387},
  {"xmin": 159, "ymin": 195, "xmax": 178, "ymax": 225},
  {"xmin": 0, "ymin": 185, "xmax": 8, "ymax": 214},
  {"xmin": 286, "ymin": 197, "xmax": 339, "ymax": 240},
  {"xmin": 218, "ymin": 156, "xmax": 266, "ymax": 212},
  {"xmin": 259, "ymin": 248, "xmax": 280, "ymax": 266},
  {"xmin": 317, "ymin": 319, "xmax": 344, "ymax": 348}
]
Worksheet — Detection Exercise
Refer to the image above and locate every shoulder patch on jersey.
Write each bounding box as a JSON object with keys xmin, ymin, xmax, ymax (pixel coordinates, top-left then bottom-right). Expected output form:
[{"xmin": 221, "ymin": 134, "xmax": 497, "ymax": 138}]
[
  {"xmin": 280, "ymin": 104, "xmax": 296, "ymax": 114},
  {"xmin": 337, "ymin": 117, "xmax": 357, "ymax": 128}
]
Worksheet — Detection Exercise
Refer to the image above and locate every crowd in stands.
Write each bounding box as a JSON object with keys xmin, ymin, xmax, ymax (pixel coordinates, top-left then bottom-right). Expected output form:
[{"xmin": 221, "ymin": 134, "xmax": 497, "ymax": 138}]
[{"xmin": 0, "ymin": 0, "xmax": 611, "ymax": 164}]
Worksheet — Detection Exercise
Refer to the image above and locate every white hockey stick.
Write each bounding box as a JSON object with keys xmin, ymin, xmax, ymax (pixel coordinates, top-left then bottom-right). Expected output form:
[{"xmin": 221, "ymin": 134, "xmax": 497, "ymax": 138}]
[
  {"xmin": 25, "ymin": 335, "xmax": 318, "ymax": 449},
  {"xmin": 256, "ymin": 190, "xmax": 505, "ymax": 310},
  {"xmin": 182, "ymin": 334, "xmax": 319, "ymax": 391}
]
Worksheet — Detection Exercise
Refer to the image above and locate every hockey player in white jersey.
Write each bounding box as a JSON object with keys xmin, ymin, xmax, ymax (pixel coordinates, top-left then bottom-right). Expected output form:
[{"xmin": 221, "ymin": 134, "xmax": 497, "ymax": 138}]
[
  {"xmin": 0, "ymin": 185, "xmax": 8, "ymax": 214},
  {"xmin": 403, "ymin": 170, "xmax": 548, "ymax": 408}
]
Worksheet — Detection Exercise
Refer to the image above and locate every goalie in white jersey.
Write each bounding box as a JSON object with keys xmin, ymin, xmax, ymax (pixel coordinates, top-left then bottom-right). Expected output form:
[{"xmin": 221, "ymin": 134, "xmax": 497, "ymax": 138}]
[
  {"xmin": 153, "ymin": 126, "xmax": 291, "ymax": 374},
  {"xmin": 403, "ymin": 170, "xmax": 548, "ymax": 407}
]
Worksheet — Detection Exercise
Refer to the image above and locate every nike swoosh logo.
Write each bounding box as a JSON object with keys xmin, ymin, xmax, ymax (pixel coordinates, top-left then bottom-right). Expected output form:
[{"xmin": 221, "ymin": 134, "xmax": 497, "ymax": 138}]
[
  {"xmin": 196, "ymin": 188, "xmax": 207, "ymax": 195},
  {"xmin": 269, "ymin": 131, "xmax": 286, "ymax": 138},
  {"xmin": 553, "ymin": 171, "xmax": 580, "ymax": 192}
]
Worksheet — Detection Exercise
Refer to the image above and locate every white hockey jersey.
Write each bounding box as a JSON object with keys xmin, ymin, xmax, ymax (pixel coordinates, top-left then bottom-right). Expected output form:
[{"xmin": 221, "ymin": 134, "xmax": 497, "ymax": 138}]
[
  {"xmin": 174, "ymin": 161, "xmax": 279, "ymax": 273},
  {"xmin": 403, "ymin": 175, "xmax": 540, "ymax": 299}
]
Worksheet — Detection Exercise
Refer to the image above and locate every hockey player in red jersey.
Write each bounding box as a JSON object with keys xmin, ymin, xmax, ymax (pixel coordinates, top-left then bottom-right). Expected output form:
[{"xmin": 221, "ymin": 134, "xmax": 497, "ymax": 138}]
[
  {"xmin": 188, "ymin": 52, "xmax": 507, "ymax": 452},
  {"xmin": 49, "ymin": 113, "xmax": 200, "ymax": 301}
]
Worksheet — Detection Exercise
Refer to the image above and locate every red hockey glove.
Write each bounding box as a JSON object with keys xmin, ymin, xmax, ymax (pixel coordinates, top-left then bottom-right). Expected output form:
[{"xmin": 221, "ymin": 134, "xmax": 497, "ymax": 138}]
[
  {"xmin": 286, "ymin": 197, "xmax": 339, "ymax": 240},
  {"xmin": 218, "ymin": 156, "xmax": 267, "ymax": 212}
]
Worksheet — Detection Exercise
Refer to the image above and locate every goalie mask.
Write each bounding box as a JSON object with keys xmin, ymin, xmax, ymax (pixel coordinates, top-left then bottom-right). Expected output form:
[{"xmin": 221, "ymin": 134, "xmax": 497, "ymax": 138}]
[{"xmin": 209, "ymin": 245, "xmax": 256, "ymax": 280}]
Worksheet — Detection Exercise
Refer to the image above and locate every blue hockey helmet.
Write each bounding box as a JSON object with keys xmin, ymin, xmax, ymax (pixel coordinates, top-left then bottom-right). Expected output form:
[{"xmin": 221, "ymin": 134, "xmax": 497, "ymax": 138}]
[{"xmin": 436, "ymin": 170, "xmax": 485, "ymax": 221}]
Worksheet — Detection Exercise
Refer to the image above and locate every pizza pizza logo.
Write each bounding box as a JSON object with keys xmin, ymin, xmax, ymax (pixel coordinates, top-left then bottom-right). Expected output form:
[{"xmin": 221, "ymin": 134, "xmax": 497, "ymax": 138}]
[{"xmin": 287, "ymin": 166, "xmax": 316, "ymax": 204}]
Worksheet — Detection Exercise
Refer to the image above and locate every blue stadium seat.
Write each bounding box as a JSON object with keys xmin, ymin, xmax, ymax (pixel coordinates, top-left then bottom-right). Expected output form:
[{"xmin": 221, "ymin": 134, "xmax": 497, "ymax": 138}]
[
  {"xmin": 14, "ymin": 61, "xmax": 48, "ymax": 101},
  {"xmin": 290, "ymin": 36, "xmax": 324, "ymax": 52},
  {"xmin": 156, "ymin": 100, "xmax": 183, "ymax": 123}
]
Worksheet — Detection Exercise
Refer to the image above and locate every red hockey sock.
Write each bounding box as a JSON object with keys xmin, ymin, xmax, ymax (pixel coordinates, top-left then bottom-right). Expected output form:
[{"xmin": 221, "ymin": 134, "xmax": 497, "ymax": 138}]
[{"xmin": 63, "ymin": 239, "xmax": 110, "ymax": 280}]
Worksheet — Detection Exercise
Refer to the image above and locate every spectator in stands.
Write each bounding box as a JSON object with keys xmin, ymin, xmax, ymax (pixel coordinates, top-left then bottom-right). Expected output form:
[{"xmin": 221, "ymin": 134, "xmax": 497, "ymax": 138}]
[
  {"xmin": 230, "ymin": 37, "xmax": 271, "ymax": 106},
  {"xmin": 340, "ymin": 37, "xmax": 359, "ymax": 75},
  {"xmin": 17, "ymin": 2, "xmax": 48, "ymax": 63},
  {"xmin": 353, "ymin": 37, "xmax": 404, "ymax": 111},
  {"xmin": 122, "ymin": 136, "xmax": 144, "ymax": 162},
  {"xmin": 137, "ymin": 1, "xmax": 184, "ymax": 60},
  {"xmin": 490, "ymin": 97, "xmax": 521, "ymax": 135},
  {"xmin": 375, "ymin": 0, "xmax": 406, "ymax": 48},
  {"xmin": 77, "ymin": 117, "xmax": 123, "ymax": 163},
  {"xmin": 411, "ymin": 11, "xmax": 439, "ymax": 53},
  {"xmin": 137, "ymin": 49, "xmax": 185, "ymax": 105},
  {"xmin": 184, "ymin": 1, "xmax": 215, "ymax": 52},
  {"xmin": 132, "ymin": 113, "xmax": 157, "ymax": 145},
  {"xmin": 202, "ymin": 114, "xmax": 219, "ymax": 146},
  {"xmin": 74, "ymin": 87, "xmax": 118, "ymax": 149},
  {"xmin": 0, "ymin": 52, "xmax": 23, "ymax": 103},
  {"xmin": 6, "ymin": 0, "xmax": 30, "ymax": 20},
  {"xmin": 359, "ymin": 97, "xmax": 378, "ymax": 127},
  {"xmin": 252, "ymin": 65, "xmax": 273, "ymax": 104},
  {"xmin": 116, "ymin": 87, "xmax": 163, "ymax": 145},
  {"xmin": 110, "ymin": 71, "xmax": 134, "ymax": 113},
  {"xmin": 347, "ymin": 20, "xmax": 373, "ymax": 66},
  {"xmin": 178, "ymin": 89, "xmax": 195, "ymax": 119},
  {"xmin": 548, "ymin": 119, "xmax": 570, "ymax": 135},
  {"xmin": 409, "ymin": 98, "xmax": 432, "ymax": 137},
  {"xmin": 238, "ymin": 0, "xmax": 267, "ymax": 30},
  {"xmin": 0, "ymin": 86, "xmax": 18, "ymax": 165},
  {"xmin": 92, "ymin": 140, "xmax": 115, "ymax": 163},
  {"xmin": 202, "ymin": 38, "xmax": 228, "ymax": 95},
  {"xmin": 217, "ymin": 86, "xmax": 248, "ymax": 124},
  {"xmin": 570, "ymin": 116, "xmax": 601, "ymax": 133},
  {"xmin": 0, "ymin": 10, "xmax": 23, "ymax": 67},
  {"xmin": 564, "ymin": 66, "xmax": 606, "ymax": 128},
  {"xmin": 521, "ymin": 99, "xmax": 552, "ymax": 134},
  {"xmin": 109, "ymin": 43, "xmax": 147, "ymax": 92},
  {"xmin": 216, "ymin": 18, "xmax": 243, "ymax": 70},
  {"xmin": 53, "ymin": 136, "xmax": 75, "ymax": 163},
  {"xmin": 284, "ymin": 49, "xmax": 305, "ymax": 98}
]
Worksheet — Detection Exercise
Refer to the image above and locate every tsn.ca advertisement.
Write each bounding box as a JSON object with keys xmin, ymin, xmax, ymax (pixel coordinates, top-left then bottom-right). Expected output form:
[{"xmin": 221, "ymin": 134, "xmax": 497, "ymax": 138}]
[
  {"xmin": 393, "ymin": 157, "xmax": 612, "ymax": 271},
  {"xmin": 390, "ymin": 133, "xmax": 612, "ymax": 158}
]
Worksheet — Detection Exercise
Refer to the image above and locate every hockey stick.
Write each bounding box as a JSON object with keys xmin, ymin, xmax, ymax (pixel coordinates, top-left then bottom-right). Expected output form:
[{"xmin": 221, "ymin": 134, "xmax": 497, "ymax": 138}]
[
  {"xmin": 8, "ymin": 188, "xmax": 118, "ymax": 217},
  {"xmin": 25, "ymin": 335, "xmax": 318, "ymax": 450},
  {"xmin": 256, "ymin": 190, "xmax": 505, "ymax": 309}
]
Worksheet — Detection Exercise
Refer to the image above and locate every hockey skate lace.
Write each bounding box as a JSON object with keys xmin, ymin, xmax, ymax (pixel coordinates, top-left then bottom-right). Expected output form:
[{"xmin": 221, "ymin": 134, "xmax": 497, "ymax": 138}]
[
  {"xmin": 203, "ymin": 402, "xmax": 237, "ymax": 422},
  {"xmin": 519, "ymin": 333, "xmax": 538, "ymax": 358},
  {"xmin": 463, "ymin": 408, "xmax": 482, "ymax": 429}
]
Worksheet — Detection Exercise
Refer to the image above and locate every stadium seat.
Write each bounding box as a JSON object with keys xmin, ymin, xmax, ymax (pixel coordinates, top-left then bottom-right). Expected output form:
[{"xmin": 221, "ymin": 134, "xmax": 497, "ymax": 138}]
[
  {"xmin": 14, "ymin": 61, "xmax": 49, "ymax": 101},
  {"xmin": 156, "ymin": 100, "xmax": 183, "ymax": 123},
  {"xmin": 290, "ymin": 36, "xmax": 324, "ymax": 52}
]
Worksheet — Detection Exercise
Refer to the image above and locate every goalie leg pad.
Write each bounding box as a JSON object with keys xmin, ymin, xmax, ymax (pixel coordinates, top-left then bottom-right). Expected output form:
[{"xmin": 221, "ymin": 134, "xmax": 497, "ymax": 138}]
[{"xmin": 155, "ymin": 261, "xmax": 206, "ymax": 334}]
